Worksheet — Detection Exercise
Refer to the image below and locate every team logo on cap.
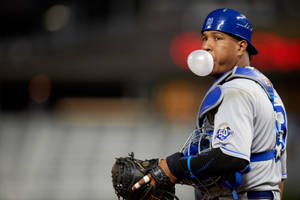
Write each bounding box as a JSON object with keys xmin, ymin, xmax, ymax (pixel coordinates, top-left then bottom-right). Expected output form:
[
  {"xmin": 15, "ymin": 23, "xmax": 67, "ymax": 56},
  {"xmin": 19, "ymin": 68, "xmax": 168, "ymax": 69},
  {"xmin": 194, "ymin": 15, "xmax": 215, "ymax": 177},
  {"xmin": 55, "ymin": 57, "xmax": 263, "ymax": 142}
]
[
  {"xmin": 216, "ymin": 124, "xmax": 233, "ymax": 141},
  {"xmin": 236, "ymin": 22, "xmax": 252, "ymax": 31},
  {"xmin": 206, "ymin": 17, "xmax": 214, "ymax": 29}
]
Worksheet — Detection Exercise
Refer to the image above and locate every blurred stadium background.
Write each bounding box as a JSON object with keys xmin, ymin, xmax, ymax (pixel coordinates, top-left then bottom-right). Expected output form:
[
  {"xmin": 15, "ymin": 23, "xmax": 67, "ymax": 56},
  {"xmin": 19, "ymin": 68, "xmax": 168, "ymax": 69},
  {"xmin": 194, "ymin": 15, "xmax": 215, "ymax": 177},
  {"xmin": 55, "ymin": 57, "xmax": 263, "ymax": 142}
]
[{"xmin": 0, "ymin": 0, "xmax": 300, "ymax": 199}]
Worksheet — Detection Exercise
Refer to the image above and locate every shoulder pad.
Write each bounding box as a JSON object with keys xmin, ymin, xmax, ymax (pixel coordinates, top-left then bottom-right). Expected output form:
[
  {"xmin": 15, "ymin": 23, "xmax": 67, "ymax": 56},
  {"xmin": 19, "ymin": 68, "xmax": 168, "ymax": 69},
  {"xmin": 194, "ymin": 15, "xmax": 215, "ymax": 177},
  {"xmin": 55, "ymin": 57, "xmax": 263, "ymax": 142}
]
[
  {"xmin": 198, "ymin": 85, "xmax": 223, "ymax": 126},
  {"xmin": 226, "ymin": 67, "xmax": 274, "ymax": 101}
]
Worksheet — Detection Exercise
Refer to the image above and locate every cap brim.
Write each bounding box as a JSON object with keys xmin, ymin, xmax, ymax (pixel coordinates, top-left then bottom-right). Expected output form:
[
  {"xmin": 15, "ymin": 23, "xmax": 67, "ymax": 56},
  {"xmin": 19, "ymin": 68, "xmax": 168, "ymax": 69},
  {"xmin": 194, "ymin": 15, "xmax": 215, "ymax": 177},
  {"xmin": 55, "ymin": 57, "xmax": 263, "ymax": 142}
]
[{"xmin": 247, "ymin": 41, "xmax": 258, "ymax": 55}]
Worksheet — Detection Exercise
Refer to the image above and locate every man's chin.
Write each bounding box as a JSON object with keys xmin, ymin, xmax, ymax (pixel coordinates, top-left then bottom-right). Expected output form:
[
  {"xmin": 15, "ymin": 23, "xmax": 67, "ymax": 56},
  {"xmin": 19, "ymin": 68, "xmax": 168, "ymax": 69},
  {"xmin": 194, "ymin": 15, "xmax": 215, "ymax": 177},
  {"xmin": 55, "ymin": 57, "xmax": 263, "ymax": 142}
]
[
  {"xmin": 209, "ymin": 70, "xmax": 222, "ymax": 79},
  {"xmin": 211, "ymin": 73, "xmax": 222, "ymax": 79}
]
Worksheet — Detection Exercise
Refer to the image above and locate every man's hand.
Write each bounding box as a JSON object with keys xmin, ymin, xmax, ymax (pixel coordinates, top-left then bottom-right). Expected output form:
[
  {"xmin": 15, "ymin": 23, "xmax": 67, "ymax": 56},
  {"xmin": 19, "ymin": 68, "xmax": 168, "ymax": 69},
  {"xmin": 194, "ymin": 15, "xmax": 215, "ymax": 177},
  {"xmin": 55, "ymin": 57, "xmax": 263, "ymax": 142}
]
[
  {"xmin": 112, "ymin": 154, "xmax": 177, "ymax": 200},
  {"xmin": 132, "ymin": 159, "xmax": 177, "ymax": 191}
]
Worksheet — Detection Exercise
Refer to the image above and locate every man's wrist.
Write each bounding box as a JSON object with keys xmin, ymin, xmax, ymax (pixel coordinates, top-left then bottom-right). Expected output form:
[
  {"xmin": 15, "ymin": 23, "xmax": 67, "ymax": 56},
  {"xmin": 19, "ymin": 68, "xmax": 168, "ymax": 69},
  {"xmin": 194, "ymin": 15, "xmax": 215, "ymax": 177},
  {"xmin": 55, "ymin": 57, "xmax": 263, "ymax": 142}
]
[{"xmin": 159, "ymin": 159, "xmax": 177, "ymax": 184}]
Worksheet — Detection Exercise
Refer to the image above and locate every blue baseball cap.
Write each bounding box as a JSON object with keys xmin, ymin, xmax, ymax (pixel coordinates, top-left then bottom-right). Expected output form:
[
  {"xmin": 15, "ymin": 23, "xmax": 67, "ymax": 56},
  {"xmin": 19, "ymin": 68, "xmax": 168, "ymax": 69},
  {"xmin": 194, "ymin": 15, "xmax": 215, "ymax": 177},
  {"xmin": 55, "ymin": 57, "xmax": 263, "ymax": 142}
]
[{"xmin": 202, "ymin": 8, "xmax": 258, "ymax": 55}]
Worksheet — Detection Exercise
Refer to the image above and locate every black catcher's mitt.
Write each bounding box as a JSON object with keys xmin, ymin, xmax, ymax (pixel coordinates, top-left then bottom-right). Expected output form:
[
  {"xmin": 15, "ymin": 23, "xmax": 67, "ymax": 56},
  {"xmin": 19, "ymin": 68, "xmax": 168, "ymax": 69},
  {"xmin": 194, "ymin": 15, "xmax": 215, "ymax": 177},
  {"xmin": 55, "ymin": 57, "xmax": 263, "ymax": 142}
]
[{"xmin": 111, "ymin": 153, "xmax": 177, "ymax": 200}]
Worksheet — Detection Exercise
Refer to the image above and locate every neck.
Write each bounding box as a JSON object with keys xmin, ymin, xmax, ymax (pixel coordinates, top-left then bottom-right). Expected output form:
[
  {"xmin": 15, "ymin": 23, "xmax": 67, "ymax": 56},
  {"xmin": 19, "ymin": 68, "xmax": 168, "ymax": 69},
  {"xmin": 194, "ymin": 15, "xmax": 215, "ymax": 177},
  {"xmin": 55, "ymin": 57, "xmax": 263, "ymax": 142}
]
[
  {"xmin": 212, "ymin": 52, "xmax": 251, "ymax": 79},
  {"xmin": 236, "ymin": 52, "xmax": 250, "ymax": 67}
]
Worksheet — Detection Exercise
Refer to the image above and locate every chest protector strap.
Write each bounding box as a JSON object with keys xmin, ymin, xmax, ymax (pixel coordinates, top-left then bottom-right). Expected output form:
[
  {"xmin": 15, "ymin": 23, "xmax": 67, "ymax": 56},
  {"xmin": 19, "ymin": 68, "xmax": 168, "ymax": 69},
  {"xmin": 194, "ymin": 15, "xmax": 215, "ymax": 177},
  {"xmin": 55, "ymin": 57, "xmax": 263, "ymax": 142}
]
[{"xmin": 197, "ymin": 66, "xmax": 286, "ymax": 162}]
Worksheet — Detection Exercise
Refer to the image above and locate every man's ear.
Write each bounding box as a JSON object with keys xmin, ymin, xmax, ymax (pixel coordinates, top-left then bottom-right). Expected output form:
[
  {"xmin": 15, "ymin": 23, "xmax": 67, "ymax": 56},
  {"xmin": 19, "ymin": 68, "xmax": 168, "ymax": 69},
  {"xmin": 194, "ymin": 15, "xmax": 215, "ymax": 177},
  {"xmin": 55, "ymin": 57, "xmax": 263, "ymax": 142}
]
[{"xmin": 237, "ymin": 40, "xmax": 248, "ymax": 56}]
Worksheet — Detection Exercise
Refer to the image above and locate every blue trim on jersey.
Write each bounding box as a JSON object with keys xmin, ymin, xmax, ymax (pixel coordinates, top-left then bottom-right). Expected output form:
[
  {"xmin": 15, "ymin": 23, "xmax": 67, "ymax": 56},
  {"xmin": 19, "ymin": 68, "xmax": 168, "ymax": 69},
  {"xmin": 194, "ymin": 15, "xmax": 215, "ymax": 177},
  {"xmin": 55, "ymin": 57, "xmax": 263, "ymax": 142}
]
[
  {"xmin": 221, "ymin": 145, "xmax": 249, "ymax": 160},
  {"xmin": 250, "ymin": 150, "xmax": 276, "ymax": 162}
]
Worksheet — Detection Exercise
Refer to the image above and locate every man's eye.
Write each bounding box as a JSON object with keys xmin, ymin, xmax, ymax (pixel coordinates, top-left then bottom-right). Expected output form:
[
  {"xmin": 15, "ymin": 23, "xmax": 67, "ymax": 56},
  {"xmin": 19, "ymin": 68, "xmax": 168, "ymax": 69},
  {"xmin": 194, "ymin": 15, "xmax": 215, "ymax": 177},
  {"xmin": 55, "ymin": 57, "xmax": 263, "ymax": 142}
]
[
  {"xmin": 202, "ymin": 37, "xmax": 207, "ymax": 41},
  {"xmin": 215, "ymin": 37, "xmax": 221, "ymax": 40}
]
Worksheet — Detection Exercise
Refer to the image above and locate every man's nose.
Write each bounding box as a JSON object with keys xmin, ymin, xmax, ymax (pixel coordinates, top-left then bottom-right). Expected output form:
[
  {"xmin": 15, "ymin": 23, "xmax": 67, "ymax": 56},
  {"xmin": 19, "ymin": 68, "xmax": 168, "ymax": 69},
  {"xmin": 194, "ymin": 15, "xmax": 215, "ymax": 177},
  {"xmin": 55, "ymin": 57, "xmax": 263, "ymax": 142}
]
[{"xmin": 201, "ymin": 40, "xmax": 212, "ymax": 52}]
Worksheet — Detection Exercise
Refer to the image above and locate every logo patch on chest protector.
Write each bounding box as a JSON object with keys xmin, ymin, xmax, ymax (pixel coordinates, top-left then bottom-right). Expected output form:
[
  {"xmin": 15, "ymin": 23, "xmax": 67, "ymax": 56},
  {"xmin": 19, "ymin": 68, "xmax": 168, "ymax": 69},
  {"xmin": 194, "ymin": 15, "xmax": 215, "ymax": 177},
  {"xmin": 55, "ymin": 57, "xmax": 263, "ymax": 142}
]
[{"xmin": 216, "ymin": 124, "xmax": 233, "ymax": 141}]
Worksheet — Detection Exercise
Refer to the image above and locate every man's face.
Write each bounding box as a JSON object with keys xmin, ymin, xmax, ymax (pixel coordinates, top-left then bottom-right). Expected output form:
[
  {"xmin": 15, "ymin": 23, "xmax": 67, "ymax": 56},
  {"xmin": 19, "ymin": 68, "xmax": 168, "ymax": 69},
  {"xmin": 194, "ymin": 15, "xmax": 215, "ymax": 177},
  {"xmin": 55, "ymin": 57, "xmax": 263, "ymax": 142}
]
[{"xmin": 201, "ymin": 31, "xmax": 244, "ymax": 76}]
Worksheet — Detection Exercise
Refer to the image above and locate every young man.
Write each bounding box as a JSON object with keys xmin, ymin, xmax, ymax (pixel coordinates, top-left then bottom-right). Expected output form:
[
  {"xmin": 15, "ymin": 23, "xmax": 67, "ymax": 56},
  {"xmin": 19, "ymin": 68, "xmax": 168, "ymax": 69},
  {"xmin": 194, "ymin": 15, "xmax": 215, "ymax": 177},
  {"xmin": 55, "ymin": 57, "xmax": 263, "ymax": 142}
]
[{"xmin": 133, "ymin": 8, "xmax": 287, "ymax": 200}]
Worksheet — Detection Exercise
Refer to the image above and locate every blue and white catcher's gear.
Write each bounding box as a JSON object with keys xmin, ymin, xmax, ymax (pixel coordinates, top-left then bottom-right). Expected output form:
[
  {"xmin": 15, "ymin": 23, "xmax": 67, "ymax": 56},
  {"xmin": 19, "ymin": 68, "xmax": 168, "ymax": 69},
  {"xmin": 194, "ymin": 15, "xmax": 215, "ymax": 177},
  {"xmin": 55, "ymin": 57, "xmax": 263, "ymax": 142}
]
[{"xmin": 180, "ymin": 66, "xmax": 287, "ymax": 200}]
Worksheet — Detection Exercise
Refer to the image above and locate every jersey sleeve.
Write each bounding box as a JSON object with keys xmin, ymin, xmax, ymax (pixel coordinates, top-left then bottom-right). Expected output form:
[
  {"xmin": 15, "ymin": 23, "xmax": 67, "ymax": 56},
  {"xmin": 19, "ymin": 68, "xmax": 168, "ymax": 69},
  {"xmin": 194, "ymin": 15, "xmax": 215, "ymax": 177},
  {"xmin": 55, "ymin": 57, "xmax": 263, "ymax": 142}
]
[{"xmin": 212, "ymin": 85, "xmax": 256, "ymax": 162}]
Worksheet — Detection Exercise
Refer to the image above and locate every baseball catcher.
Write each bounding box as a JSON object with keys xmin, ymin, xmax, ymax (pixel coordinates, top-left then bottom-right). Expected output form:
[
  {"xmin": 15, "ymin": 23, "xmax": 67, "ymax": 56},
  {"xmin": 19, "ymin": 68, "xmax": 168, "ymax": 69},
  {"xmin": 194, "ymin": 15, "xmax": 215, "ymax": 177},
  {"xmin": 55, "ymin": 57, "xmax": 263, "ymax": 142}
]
[{"xmin": 113, "ymin": 8, "xmax": 288, "ymax": 200}]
